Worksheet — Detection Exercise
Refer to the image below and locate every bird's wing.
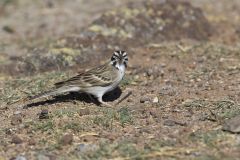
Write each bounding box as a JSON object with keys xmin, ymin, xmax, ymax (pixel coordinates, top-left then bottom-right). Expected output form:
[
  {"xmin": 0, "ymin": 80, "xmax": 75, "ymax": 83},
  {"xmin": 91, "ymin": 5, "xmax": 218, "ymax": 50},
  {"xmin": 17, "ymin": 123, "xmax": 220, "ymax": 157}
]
[{"xmin": 54, "ymin": 63, "xmax": 115, "ymax": 88}]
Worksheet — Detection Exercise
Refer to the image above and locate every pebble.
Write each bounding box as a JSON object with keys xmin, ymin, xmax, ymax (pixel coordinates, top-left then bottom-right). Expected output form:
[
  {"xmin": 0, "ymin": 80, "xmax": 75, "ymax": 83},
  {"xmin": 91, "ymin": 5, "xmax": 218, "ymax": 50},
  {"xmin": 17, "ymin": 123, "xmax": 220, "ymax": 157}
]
[
  {"xmin": 12, "ymin": 135, "xmax": 23, "ymax": 144},
  {"xmin": 152, "ymin": 97, "xmax": 159, "ymax": 103},
  {"xmin": 14, "ymin": 111, "xmax": 22, "ymax": 115},
  {"xmin": 159, "ymin": 86, "xmax": 176, "ymax": 96},
  {"xmin": 60, "ymin": 134, "xmax": 73, "ymax": 145},
  {"xmin": 5, "ymin": 128, "xmax": 14, "ymax": 135},
  {"xmin": 163, "ymin": 119, "xmax": 176, "ymax": 126},
  {"xmin": 161, "ymin": 63, "xmax": 166, "ymax": 68},
  {"xmin": 149, "ymin": 108, "xmax": 160, "ymax": 118},
  {"xmin": 78, "ymin": 108, "xmax": 90, "ymax": 116},
  {"xmin": 140, "ymin": 97, "xmax": 151, "ymax": 103},
  {"xmin": 39, "ymin": 109, "xmax": 49, "ymax": 119},
  {"xmin": 28, "ymin": 138, "xmax": 36, "ymax": 145},
  {"xmin": 11, "ymin": 114, "xmax": 22, "ymax": 125},
  {"xmin": 222, "ymin": 115, "xmax": 240, "ymax": 133}
]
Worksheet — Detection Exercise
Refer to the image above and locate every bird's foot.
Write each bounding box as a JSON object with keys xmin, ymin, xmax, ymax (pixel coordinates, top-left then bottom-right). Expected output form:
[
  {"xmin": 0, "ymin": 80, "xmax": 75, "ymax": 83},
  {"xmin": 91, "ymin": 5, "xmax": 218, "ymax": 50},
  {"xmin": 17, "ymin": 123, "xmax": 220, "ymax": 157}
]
[{"xmin": 100, "ymin": 101, "xmax": 113, "ymax": 108}]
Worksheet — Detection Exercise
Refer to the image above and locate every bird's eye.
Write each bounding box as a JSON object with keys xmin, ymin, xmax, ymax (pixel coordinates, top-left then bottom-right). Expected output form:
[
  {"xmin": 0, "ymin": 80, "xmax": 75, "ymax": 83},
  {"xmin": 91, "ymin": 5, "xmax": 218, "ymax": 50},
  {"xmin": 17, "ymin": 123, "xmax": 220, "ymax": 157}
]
[{"xmin": 111, "ymin": 56, "xmax": 115, "ymax": 61}]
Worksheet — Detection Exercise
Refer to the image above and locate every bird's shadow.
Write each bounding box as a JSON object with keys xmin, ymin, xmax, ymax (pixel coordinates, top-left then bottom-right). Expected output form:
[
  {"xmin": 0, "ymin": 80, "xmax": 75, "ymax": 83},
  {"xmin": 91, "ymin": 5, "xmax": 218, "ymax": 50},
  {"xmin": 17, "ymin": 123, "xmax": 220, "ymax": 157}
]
[{"xmin": 23, "ymin": 87, "xmax": 122, "ymax": 109}]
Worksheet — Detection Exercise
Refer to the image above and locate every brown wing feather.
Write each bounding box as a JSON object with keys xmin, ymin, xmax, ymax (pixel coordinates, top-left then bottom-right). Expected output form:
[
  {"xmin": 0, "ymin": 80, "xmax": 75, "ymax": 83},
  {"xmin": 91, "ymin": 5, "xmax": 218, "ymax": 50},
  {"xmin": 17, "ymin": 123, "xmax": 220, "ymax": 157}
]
[{"xmin": 54, "ymin": 63, "xmax": 115, "ymax": 88}]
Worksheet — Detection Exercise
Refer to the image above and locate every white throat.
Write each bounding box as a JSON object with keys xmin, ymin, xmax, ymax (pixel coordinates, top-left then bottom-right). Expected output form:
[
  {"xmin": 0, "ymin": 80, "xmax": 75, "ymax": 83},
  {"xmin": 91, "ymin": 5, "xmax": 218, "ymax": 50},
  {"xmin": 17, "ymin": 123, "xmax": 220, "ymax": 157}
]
[{"xmin": 115, "ymin": 63, "xmax": 126, "ymax": 73}]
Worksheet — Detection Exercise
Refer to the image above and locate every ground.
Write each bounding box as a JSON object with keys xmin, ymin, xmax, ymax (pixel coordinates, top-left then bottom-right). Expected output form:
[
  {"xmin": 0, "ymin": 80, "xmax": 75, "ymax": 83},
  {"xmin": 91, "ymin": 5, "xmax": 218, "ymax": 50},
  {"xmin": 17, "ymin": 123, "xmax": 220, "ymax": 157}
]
[{"xmin": 0, "ymin": 0, "xmax": 240, "ymax": 160}]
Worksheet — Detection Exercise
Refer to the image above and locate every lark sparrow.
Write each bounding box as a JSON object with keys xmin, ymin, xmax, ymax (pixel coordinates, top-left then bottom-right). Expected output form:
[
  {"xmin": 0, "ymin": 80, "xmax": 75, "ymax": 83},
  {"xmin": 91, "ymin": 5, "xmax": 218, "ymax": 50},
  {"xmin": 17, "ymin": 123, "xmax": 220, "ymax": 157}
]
[{"xmin": 27, "ymin": 50, "xmax": 128, "ymax": 107}]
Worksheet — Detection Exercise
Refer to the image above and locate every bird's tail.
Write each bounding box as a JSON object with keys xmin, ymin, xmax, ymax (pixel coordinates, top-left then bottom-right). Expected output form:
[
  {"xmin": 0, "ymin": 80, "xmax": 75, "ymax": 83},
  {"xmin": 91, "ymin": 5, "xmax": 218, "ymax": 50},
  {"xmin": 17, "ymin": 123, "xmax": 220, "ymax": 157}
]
[
  {"xmin": 10, "ymin": 86, "xmax": 80, "ymax": 105},
  {"xmin": 30, "ymin": 86, "xmax": 81, "ymax": 100},
  {"xmin": 28, "ymin": 88, "xmax": 61, "ymax": 100}
]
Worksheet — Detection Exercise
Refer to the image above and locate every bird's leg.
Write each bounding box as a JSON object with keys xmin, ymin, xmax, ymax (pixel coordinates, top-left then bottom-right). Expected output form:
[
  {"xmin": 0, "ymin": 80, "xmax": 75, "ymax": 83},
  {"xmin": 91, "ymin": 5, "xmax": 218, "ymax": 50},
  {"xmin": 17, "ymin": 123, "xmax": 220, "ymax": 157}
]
[
  {"xmin": 87, "ymin": 94, "xmax": 97, "ymax": 103},
  {"xmin": 115, "ymin": 90, "xmax": 132, "ymax": 105},
  {"xmin": 97, "ymin": 96, "xmax": 113, "ymax": 108}
]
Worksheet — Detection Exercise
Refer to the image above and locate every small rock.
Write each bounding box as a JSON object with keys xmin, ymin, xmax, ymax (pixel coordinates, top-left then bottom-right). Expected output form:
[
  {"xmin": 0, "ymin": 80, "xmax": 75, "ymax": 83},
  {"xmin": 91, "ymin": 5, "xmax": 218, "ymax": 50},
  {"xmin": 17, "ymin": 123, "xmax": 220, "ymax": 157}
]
[
  {"xmin": 5, "ymin": 128, "xmax": 14, "ymax": 135},
  {"xmin": 163, "ymin": 119, "xmax": 176, "ymax": 126},
  {"xmin": 127, "ymin": 98, "xmax": 133, "ymax": 102},
  {"xmin": 160, "ymin": 70, "xmax": 164, "ymax": 77},
  {"xmin": 28, "ymin": 138, "xmax": 36, "ymax": 145},
  {"xmin": 2, "ymin": 25, "xmax": 15, "ymax": 34},
  {"xmin": 222, "ymin": 115, "xmax": 240, "ymax": 133},
  {"xmin": 14, "ymin": 111, "xmax": 22, "ymax": 115},
  {"xmin": 60, "ymin": 134, "xmax": 73, "ymax": 145},
  {"xmin": 140, "ymin": 97, "xmax": 151, "ymax": 103},
  {"xmin": 168, "ymin": 67, "xmax": 176, "ymax": 72},
  {"xmin": 146, "ymin": 69, "xmax": 153, "ymax": 77},
  {"xmin": 12, "ymin": 135, "xmax": 23, "ymax": 144},
  {"xmin": 160, "ymin": 63, "xmax": 166, "ymax": 68},
  {"xmin": 11, "ymin": 114, "xmax": 22, "ymax": 125},
  {"xmin": 164, "ymin": 79, "xmax": 172, "ymax": 85},
  {"xmin": 152, "ymin": 97, "xmax": 159, "ymax": 103},
  {"xmin": 134, "ymin": 75, "xmax": 140, "ymax": 80},
  {"xmin": 159, "ymin": 86, "xmax": 176, "ymax": 96},
  {"xmin": 149, "ymin": 108, "xmax": 160, "ymax": 118},
  {"xmin": 39, "ymin": 109, "xmax": 49, "ymax": 119},
  {"xmin": 78, "ymin": 108, "xmax": 90, "ymax": 116}
]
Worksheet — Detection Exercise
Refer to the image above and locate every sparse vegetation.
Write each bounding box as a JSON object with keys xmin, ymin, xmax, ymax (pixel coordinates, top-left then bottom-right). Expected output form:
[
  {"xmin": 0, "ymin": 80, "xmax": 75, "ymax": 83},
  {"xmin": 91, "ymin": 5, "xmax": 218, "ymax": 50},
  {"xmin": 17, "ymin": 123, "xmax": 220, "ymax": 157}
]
[
  {"xmin": 118, "ymin": 107, "xmax": 133, "ymax": 127},
  {"xmin": 63, "ymin": 122, "xmax": 84, "ymax": 132},
  {"xmin": 32, "ymin": 120, "xmax": 55, "ymax": 132}
]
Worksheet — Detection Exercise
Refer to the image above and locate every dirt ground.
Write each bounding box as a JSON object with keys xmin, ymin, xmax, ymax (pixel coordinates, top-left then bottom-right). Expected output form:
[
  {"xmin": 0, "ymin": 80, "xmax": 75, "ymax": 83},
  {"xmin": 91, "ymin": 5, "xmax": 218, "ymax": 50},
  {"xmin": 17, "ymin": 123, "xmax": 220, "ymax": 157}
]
[{"xmin": 0, "ymin": 0, "xmax": 240, "ymax": 159}]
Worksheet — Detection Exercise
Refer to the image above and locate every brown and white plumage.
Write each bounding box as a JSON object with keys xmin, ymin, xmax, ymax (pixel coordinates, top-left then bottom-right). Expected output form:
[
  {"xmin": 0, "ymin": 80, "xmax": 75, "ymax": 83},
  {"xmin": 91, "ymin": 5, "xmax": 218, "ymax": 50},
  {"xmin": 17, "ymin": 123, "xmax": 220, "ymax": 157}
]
[{"xmin": 27, "ymin": 50, "xmax": 128, "ymax": 106}]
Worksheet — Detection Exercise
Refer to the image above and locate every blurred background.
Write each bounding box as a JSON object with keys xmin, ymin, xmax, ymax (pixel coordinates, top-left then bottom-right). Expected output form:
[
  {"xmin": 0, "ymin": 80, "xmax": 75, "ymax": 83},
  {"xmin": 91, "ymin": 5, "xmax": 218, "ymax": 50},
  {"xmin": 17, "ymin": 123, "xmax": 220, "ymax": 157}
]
[
  {"xmin": 0, "ymin": 0, "xmax": 240, "ymax": 75},
  {"xmin": 0, "ymin": 0, "xmax": 139, "ymax": 56}
]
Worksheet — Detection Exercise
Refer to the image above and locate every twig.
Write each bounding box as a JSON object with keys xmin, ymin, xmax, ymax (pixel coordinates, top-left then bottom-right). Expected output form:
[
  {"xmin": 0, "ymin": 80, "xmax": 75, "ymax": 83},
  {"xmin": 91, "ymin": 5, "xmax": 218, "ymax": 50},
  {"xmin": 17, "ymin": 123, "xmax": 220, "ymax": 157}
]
[{"xmin": 115, "ymin": 90, "xmax": 132, "ymax": 105}]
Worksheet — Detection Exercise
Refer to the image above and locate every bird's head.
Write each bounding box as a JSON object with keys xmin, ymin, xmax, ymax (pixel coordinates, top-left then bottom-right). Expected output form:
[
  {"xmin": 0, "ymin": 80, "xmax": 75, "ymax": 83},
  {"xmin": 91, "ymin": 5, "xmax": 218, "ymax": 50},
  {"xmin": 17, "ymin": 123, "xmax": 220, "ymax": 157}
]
[{"xmin": 110, "ymin": 50, "xmax": 128, "ymax": 70}]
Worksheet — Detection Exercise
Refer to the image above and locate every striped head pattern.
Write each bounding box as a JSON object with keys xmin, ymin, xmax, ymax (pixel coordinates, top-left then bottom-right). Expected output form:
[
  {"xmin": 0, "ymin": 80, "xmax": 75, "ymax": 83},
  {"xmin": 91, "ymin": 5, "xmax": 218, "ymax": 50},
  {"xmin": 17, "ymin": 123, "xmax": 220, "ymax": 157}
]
[{"xmin": 111, "ymin": 50, "xmax": 128, "ymax": 69}]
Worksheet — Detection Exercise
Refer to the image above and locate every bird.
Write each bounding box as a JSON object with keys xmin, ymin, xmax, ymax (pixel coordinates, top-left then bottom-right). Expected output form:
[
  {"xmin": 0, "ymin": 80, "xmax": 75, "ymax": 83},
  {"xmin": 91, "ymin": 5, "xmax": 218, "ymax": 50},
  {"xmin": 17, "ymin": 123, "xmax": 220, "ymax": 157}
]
[{"xmin": 21, "ymin": 50, "xmax": 128, "ymax": 107}]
